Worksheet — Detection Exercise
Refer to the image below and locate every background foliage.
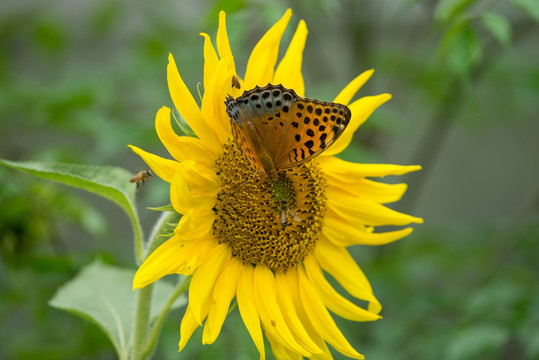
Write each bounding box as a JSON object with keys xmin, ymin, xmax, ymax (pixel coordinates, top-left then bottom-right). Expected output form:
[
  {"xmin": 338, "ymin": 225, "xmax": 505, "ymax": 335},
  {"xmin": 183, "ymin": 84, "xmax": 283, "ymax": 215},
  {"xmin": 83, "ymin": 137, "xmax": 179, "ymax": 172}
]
[{"xmin": 1, "ymin": 0, "xmax": 538, "ymax": 359}]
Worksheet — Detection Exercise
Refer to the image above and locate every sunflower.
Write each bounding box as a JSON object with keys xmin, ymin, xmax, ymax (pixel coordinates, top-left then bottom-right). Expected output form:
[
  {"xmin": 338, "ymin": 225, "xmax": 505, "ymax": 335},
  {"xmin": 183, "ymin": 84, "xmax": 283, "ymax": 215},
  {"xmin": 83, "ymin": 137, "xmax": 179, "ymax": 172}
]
[{"xmin": 129, "ymin": 9, "xmax": 422, "ymax": 360}]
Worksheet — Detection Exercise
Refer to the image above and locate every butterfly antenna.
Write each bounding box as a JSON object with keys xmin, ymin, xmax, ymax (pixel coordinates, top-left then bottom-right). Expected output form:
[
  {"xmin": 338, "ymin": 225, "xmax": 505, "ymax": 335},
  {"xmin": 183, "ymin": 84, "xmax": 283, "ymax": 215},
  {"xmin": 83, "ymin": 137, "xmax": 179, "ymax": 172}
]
[{"xmin": 240, "ymin": 169, "xmax": 258, "ymax": 187}]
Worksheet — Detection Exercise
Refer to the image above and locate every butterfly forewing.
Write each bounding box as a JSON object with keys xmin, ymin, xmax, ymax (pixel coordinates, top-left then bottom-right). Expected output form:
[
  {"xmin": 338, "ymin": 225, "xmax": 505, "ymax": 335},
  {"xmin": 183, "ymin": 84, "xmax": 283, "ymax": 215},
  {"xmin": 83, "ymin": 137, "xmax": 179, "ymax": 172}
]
[
  {"xmin": 274, "ymin": 99, "xmax": 351, "ymax": 169},
  {"xmin": 226, "ymin": 84, "xmax": 299, "ymax": 174},
  {"xmin": 225, "ymin": 84, "xmax": 351, "ymax": 175}
]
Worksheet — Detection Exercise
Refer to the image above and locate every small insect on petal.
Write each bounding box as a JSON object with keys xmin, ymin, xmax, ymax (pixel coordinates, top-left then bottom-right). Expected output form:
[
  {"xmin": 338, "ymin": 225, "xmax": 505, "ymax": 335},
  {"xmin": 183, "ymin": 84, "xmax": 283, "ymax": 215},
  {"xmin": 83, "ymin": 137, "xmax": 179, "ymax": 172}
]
[
  {"xmin": 130, "ymin": 170, "xmax": 153, "ymax": 188},
  {"xmin": 231, "ymin": 75, "xmax": 241, "ymax": 89}
]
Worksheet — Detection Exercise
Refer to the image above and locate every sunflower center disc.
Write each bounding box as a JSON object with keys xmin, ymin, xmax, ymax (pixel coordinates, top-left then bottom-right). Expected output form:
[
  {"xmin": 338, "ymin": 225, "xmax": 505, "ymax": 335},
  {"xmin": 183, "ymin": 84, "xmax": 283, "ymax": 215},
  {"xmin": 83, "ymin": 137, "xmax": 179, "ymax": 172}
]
[{"xmin": 213, "ymin": 142, "xmax": 327, "ymax": 272}]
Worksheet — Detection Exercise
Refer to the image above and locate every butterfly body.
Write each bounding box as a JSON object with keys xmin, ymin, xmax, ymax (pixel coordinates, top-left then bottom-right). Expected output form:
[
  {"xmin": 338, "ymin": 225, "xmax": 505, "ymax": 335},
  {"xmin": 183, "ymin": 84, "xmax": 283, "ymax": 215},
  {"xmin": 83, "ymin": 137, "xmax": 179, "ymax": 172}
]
[{"xmin": 225, "ymin": 84, "xmax": 351, "ymax": 179}]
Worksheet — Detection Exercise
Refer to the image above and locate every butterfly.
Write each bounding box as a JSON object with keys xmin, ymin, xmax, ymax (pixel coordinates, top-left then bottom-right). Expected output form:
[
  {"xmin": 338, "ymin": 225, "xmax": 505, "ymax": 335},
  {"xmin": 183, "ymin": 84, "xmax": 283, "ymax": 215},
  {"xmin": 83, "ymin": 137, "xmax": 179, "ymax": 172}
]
[{"xmin": 225, "ymin": 84, "xmax": 351, "ymax": 180}]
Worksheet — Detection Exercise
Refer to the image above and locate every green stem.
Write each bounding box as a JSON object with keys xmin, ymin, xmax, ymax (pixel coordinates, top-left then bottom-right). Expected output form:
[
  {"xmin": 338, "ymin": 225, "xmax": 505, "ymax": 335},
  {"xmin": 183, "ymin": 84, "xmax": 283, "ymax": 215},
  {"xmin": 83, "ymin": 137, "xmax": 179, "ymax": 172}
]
[
  {"xmin": 131, "ymin": 211, "xmax": 183, "ymax": 360},
  {"xmin": 132, "ymin": 284, "xmax": 154, "ymax": 360},
  {"xmin": 130, "ymin": 207, "xmax": 144, "ymax": 265},
  {"xmin": 142, "ymin": 276, "xmax": 192, "ymax": 358}
]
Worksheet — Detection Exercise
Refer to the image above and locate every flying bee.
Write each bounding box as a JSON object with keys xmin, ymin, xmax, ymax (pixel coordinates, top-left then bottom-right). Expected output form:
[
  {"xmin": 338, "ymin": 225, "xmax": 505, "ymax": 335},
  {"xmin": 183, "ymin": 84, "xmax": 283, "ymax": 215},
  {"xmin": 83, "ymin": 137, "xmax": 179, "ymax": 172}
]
[
  {"xmin": 129, "ymin": 170, "xmax": 152, "ymax": 188},
  {"xmin": 231, "ymin": 74, "xmax": 241, "ymax": 89},
  {"xmin": 279, "ymin": 199, "xmax": 302, "ymax": 229}
]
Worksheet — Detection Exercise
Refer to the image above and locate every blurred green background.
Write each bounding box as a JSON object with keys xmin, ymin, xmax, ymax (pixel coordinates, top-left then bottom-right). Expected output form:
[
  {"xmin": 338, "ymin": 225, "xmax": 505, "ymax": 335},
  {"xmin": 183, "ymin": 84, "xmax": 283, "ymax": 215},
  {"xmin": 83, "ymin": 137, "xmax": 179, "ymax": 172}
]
[{"xmin": 1, "ymin": 0, "xmax": 538, "ymax": 359}]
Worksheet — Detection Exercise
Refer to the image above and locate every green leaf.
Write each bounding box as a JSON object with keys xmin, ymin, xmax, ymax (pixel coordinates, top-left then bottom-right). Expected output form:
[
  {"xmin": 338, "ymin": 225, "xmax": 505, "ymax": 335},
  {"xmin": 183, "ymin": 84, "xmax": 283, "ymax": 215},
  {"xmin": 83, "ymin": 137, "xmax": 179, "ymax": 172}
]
[
  {"xmin": 445, "ymin": 23, "xmax": 483, "ymax": 77},
  {"xmin": 447, "ymin": 324, "xmax": 510, "ymax": 360},
  {"xmin": 434, "ymin": 0, "xmax": 475, "ymax": 24},
  {"xmin": 512, "ymin": 0, "xmax": 539, "ymax": 24},
  {"xmin": 0, "ymin": 159, "xmax": 144, "ymax": 262},
  {"xmin": 481, "ymin": 12, "xmax": 512, "ymax": 47},
  {"xmin": 49, "ymin": 260, "xmax": 187, "ymax": 360}
]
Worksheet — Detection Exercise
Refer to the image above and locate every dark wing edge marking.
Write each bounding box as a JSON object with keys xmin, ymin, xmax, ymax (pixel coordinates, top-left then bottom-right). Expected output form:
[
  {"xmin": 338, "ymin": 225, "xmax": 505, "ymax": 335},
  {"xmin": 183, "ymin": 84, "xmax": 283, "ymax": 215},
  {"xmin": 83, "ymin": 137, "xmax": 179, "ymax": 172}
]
[{"xmin": 275, "ymin": 98, "xmax": 351, "ymax": 168}]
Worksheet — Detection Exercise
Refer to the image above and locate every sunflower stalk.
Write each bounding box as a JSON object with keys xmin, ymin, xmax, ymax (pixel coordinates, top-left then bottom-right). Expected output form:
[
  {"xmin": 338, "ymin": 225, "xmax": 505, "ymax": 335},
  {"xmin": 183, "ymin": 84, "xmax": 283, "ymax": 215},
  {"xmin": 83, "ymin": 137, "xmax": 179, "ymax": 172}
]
[
  {"xmin": 143, "ymin": 276, "xmax": 191, "ymax": 358},
  {"xmin": 132, "ymin": 285, "xmax": 154, "ymax": 360},
  {"xmin": 132, "ymin": 211, "xmax": 182, "ymax": 360}
]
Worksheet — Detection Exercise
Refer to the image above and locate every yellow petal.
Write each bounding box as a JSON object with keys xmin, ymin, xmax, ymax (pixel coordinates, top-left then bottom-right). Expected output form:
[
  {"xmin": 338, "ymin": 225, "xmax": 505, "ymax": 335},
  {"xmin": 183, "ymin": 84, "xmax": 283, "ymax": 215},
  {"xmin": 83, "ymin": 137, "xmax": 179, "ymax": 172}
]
[
  {"xmin": 200, "ymin": 56, "xmax": 234, "ymax": 144},
  {"xmin": 202, "ymin": 257, "xmax": 242, "ymax": 344},
  {"xmin": 200, "ymin": 33, "xmax": 219, "ymax": 99},
  {"xmin": 348, "ymin": 93, "xmax": 391, "ymax": 131},
  {"xmin": 297, "ymin": 266, "xmax": 364, "ymax": 359},
  {"xmin": 128, "ymin": 145, "xmax": 178, "ymax": 183},
  {"xmin": 326, "ymin": 189, "xmax": 423, "ymax": 226},
  {"xmin": 326, "ymin": 175, "xmax": 408, "ymax": 204},
  {"xmin": 319, "ymin": 156, "xmax": 422, "ymax": 177},
  {"xmin": 322, "ymin": 221, "xmax": 414, "ymax": 247},
  {"xmin": 178, "ymin": 305, "xmax": 201, "ymax": 351},
  {"xmin": 175, "ymin": 235, "xmax": 215, "ymax": 276},
  {"xmin": 173, "ymin": 208, "xmax": 215, "ymax": 241},
  {"xmin": 253, "ymin": 265, "xmax": 311, "ymax": 357},
  {"xmin": 243, "ymin": 9, "xmax": 292, "ymax": 90},
  {"xmin": 333, "ymin": 70, "xmax": 374, "ymax": 105},
  {"xmin": 323, "ymin": 94, "xmax": 392, "ymax": 156},
  {"xmin": 132, "ymin": 234, "xmax": 184, "ymax": 289},
  {"xmin": 167, "ymin": 54, "xmax": 220, "ymax": 152},
  {"xmin": 189, "ymin": 243, "xmax": 231, "ymax": 325},
  {"xmin": 237, "ymin": 264, "xmax": 266, "ymax": 360},
  {"xmin": 170, "ymin": 170, "xmax": 217, "ymax": 214},
  {"xmin": 283, "ymin": 269, "xmax": 334, "ymax": 360},
  {"xmin": 273, "ymin": 20, "xmax": 307, "ymax": 97},
  {"xmin": 216, "ymin": 11, "xmax": 236, "ymax": 75},
  {"xmin": 303, "ymin": 255, "xmax": 381, "ymax": 322},
  {"xmin": 135, "ymin": 210, "xmax": 215, "ymax": 284},
  {"xmin": 179, "ymin": 299, "xmax": 212, "ymax": 351},
  {"xmin": 155, "ymin": 106, "xmax": 216, "ymax": 165},
  {"xmin": 315, "ymin": 239, "xmax": 381, "ymax": 314},
  {"xmin": 266, "ymin": 332, "xmax": 304, "ymax": 360},
  {"xmin": 274, "ymin": 272, "xmax": 323, "ymax": 355},
  {"xmin": 178, "ymin": 160, "xmax": 220, "ymax": 195}
]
